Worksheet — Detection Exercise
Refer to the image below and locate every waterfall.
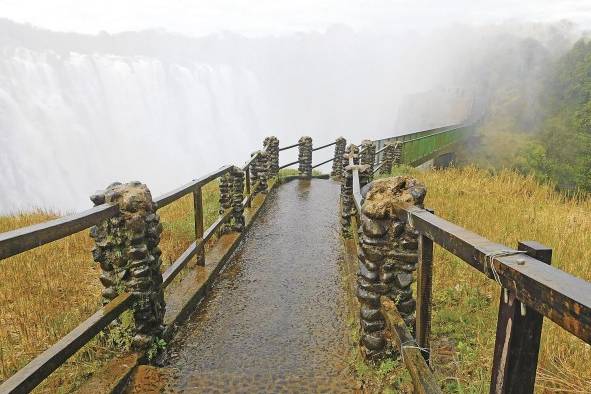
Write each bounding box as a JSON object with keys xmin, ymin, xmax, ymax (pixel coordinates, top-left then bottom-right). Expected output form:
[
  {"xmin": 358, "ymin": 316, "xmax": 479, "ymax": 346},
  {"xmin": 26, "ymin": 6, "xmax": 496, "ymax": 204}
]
[{"xmin": 0, "ymin": 47, "xmax": 272, "ymax": 213}]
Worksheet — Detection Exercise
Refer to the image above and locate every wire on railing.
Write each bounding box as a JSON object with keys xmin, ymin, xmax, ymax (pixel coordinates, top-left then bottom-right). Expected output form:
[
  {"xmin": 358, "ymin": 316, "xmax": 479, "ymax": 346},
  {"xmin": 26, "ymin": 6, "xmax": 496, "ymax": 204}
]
[
  {"xmin": 312, "ymin": 157, "xmax": 335, "ymax": 169},
  {"xmin": 372, "ymin": 161, "xmax": 385, "ymax": 175},
  {"xmin": 278, "ymin": 159, "xmax": 300, "ymax": 170},
  {"xmin": 375, "ymin": 144, "xmax": 389, "ymax": 156},
  {"xmin": 312, "ymin": 141, "xmax": 336, "ymax": 151},
  {"xmin": 278, "ymin": 142, "xmax": 299, "ymax": 152}
]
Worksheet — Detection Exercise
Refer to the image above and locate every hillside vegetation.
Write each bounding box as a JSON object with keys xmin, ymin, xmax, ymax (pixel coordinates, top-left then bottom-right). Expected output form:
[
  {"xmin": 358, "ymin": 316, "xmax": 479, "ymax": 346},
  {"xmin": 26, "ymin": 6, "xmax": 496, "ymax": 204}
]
[{"xmin": 461, "ymin": 37, "xmax": 591, "ymax": 193}]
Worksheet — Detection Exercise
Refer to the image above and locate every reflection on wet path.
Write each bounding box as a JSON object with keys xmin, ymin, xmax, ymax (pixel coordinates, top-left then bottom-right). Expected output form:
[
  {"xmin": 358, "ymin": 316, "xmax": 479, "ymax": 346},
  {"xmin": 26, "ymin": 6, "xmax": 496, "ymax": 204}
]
[{"xmin": 164, "ymin": 179, "xmax": 357, "ymax": 392}]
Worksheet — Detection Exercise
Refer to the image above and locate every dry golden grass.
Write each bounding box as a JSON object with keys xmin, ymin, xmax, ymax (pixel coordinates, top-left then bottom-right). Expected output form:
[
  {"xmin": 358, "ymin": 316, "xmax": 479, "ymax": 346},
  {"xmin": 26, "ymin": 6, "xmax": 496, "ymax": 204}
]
[
  {"xmin": 0, "ymin": 182, "xmax": 220, "ymax": 392},
  {"xmin": 404, "ymin": 166, "xmax": 591, "ymax": 393}
]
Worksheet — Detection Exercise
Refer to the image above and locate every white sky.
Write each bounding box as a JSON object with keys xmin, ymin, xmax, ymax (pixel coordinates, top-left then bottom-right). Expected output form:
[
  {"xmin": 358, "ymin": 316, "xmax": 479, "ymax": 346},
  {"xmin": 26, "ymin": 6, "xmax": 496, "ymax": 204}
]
[{"xmin": 1, "ymin": 0, "xmax": 591, "ymax": 36}]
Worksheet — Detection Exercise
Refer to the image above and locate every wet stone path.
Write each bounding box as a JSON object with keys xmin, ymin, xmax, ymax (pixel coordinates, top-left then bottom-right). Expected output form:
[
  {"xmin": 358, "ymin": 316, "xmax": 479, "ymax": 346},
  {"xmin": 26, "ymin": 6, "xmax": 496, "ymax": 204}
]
[{"xmin": 162, "ymin": 179, "xmax": 357, "ymax": 392}]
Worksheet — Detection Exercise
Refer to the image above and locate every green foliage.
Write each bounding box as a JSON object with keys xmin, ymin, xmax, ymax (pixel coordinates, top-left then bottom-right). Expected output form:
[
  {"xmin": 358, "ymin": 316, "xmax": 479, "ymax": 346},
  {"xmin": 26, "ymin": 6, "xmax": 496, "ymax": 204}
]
[
  {"xmin": 147, "ymin": 338, "xmax": 167, "ymax": 361},
  {"xmin": 462, "ymin": 38, "xmax": 591, "ymax": 193},
  {"xmin": 377, "ymin": 358, "xmax": 398, "ymax": 378},
  {"xmin": 97, "ymin": 309, "xmax": 135, "ymax": 351}
]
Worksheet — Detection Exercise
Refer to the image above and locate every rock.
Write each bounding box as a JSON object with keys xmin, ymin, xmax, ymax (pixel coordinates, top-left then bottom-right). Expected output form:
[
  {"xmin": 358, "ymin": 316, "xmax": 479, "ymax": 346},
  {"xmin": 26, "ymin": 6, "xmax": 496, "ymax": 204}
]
[
  {"xmin": 360, "ymin": 305, "xmax": 383, "ymax": 321},
  {"xmin": 362, "ymin": 333, "xmax": 386, "ymax": 350},
  {"xmin": 395, "ymin": 273, "xmax": 414, "ymax": 288},
  {"xmin": 90, "ymin": 192, "xmax": 106, "ymax": 205},
  {"xmin": 361, "ymin": 319, "xmax": 386, "ymax": 333},
  {"xmin": 358, "ymin": 263, "xmax": 379, "ymax": 281},
  {"xmin": 102, "ymin": 287, "xmax": 118, "ymax": 300}
]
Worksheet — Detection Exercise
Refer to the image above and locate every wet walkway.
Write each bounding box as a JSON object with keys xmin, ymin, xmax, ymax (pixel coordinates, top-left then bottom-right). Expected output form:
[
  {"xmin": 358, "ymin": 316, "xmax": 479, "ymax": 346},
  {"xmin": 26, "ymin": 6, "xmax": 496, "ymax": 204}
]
[{"xmin": 162, "ymin": 179, "xmax": 357, "ymax": 392}]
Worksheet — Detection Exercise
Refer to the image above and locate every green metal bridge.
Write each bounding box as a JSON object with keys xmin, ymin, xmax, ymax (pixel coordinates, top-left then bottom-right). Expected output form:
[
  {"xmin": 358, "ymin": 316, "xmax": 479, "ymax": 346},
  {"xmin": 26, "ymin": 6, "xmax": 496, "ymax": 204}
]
[{"xmin": 374, "ymin": 123, "xmax": 475, "ymax": 167}]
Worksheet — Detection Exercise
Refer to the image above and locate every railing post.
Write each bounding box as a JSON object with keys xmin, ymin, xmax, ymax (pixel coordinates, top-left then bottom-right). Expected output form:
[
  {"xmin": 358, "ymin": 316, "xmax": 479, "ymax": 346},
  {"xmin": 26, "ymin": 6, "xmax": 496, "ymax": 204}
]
[
  {"xmin": 230, "ymin": 166, "xmax": 245, "ymax": 231},
  {"xmin": 331, "ymin": 137, "xmax": 346, "ymax": 178},
  {"xmin": 393, "ymin": 141, "xmax": 402, "ymax": 166},
  {"xmin": 379, "ymin": 143, "xmax": 395, "ymax": 175},
  {"xmin": 193, "ymin": 185, "xmax": 205, "ymax": 266},
  {"xmin": 298, "ymin": 136, "xmax": 313, "ymax": 177},
  {"xmin": 356, "ymin": 176, "xmax": 426, "ymax": 359},
  {"xmin": 89, "ymin": 182, "xmax": 165, "ymax": 351},
  {"xmin": 416, "ymin": 233, "xmax": 434, "ymax": 364},
  {"xmin": 264, "ymin": 136, "xmax": 279, "ymax": 178},
  {"xmin": 340, "ymin": 144, "xmax": 357, "ymax": 238},
  {"xmin": 218, "ymin": 172, "xmax": 232, "ymax": 235},
  {"xmin": 245, "ymin": 165, "xmax": 252, "ymax": 208},
  {"xmin": 490, "ymin": 241, "xmax": 552, "ymax": 394},
  {"xmin": 360, "ymin": 139, "xmax": 376, "ymax": 179},
  {"xmin": 249, "ymin": 152, "xmax": 259, "ymax": 190}
]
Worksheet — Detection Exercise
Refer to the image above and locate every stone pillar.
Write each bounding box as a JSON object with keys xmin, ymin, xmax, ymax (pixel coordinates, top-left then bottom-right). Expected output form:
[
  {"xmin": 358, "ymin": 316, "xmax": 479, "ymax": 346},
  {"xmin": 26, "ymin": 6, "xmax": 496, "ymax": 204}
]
[
  {"xmin": 379, "ymin": 143, "xmax": 395, "ymax": 175},
  {"xmin": 90, "ymin": 182, "xmax": 165, "ymax": 350},
  {"xmin": 218, "ymin": 172, "xmax": 232, "ymax": 234},
  {"xmin": 230, "ymin": 166, "xmax": 245, "ymax": 231},
  {"xmin": 264, "ymin": 136, "xmax": 280, "ymax": 178},
  {"xmin": 255, "ymin": 151, "xmax": 269, "ymax": 193},
  {"xmin": 356, "ymin": 176, "xmax": 426, "ymax": 359},
  {"xmin": 393, "ymin": 141, "xmax": 402, "ymax": 166},
  {"xmin": 298, "ymin": 136, "xmax": 313, "ymax": 177},
  {"xmin": 331, "ymin": 137, "xmax": 347, "ymax": 178},
  {"xmin": 360, "ymin": 140, "xmax": 376, "ymax": 181}
]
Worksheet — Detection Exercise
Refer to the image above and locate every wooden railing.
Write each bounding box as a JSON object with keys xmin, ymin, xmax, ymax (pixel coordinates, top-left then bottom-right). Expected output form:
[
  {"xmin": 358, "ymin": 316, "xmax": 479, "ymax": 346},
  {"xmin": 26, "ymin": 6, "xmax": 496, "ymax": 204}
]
[
  {"xmin": 348, "ymin": 154, "xmax": 591, "ymax": 393},
  {"xmin": 0, "ymin": 136, "xmax": 339, "ymax": 393}
]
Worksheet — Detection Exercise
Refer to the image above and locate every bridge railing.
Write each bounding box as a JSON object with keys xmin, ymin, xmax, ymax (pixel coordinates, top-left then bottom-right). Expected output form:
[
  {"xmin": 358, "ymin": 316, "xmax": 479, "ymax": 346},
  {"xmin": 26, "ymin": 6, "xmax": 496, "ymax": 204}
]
[
  {"xmin": 0, "ymin": 135, "xmax": 343, "ymax": 393},
  {"xmin": 347, "ymin": 156, "xmax": 591, "ymax": 393}
]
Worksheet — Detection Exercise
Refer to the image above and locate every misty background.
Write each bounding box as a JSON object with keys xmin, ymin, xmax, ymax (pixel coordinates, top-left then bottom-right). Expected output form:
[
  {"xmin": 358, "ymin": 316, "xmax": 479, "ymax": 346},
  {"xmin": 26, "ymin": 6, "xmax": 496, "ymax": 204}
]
[{"xmin": 0, "ymin": 2, "xmax": 590, "ymax": 213}]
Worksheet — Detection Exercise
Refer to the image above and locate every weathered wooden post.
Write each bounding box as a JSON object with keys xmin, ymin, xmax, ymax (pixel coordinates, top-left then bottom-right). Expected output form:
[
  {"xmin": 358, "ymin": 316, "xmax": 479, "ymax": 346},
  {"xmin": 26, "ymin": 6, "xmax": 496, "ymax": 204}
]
[
  {"xmin": 340, "ymin": 144, "xmax": 358, "ymax": 237},
  {"xmin": 230, "ymin": 166, "xmax": 245, "ymax": 231},
  {"xmin": 298, "ymin": 136, "xmax": 313, "ymax": 177},
  {"xmin": 264, "ymin": 136, "xmax": 280, "ymax": 178},
  {"xmin": 90, "ymin": 182, "xmax": 166, "ymax": 350},
  {"xmin": 193, "ymin": 185, "xmax": 205, "ymax": 266},
  {"xmin": 331, "ymin": 137, "xmax": 347, "ymax": 178},
  {"xmin": 490, "ymin": 241, "xmax": 552, "ymax": 394},
  {"xmin": 356, "ymin": 177, "xmax": 426, "ymax": 359},
  {"xmin": 244, "ymin": 163, "xmax": 252, "ymax": 208},
  {"xmin": 416, "ymin": 231, "xmax": 434, "ymax": 364},
  {"xmin": 218, "ymin": 172, "xmax": 232, "ymax": 235}
]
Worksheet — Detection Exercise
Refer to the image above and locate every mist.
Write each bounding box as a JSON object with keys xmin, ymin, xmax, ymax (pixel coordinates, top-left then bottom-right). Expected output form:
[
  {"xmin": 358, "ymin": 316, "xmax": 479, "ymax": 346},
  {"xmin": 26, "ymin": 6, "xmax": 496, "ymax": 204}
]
[{"xmin": 0, "ymin": 18, "xmax": 583, "ymax": 214}]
